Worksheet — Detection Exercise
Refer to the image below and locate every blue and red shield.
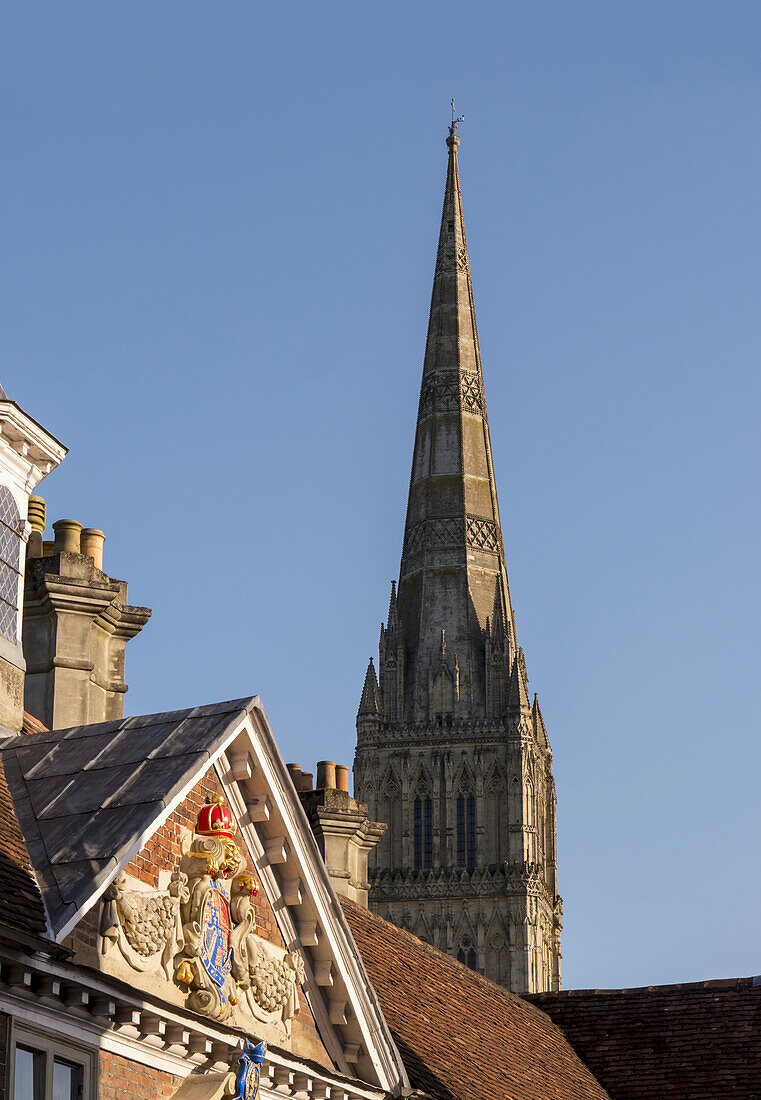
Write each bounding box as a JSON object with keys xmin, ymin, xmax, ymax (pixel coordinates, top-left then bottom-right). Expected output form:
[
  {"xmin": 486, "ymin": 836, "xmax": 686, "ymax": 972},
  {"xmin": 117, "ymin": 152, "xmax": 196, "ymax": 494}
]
[{"xmin": 201, "ymin": 886, "xmax": 232, "ymax": 995}]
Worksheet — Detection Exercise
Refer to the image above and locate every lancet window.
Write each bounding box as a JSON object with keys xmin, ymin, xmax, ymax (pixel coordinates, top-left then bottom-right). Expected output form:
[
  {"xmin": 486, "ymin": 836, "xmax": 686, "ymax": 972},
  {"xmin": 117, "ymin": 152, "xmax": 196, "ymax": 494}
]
[
  {"xmin": 413, "ymin": 784, "xmax": 433, "ymax": 871},
  {"xmin": 456, "ymin": 779, "xmax": 476, "ymax": 870},
  {"xmin": 456, "ymin": 936, "xmax": 477, "ymax": 971}
]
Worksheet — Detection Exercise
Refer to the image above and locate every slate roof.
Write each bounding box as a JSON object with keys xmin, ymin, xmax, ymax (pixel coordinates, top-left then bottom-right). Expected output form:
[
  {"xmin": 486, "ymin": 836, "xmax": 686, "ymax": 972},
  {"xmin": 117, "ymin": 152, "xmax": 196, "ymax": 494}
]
[
  {"xmin": 2, "ymin": 697, "xmax": 256, "ymax": 939},
  {"xmin": 340, "ymin": 896, "xmax": 611, "ymax": 1100},
  {"xmin": 528, "ymin": 978, "xmax": 761, "ymax": 1100}
]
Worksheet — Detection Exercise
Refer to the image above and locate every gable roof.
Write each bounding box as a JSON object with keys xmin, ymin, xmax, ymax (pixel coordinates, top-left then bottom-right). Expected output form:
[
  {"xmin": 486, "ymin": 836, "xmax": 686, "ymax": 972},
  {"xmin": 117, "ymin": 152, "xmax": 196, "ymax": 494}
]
[
  {"xmin": 2, "ymin": 697, "xmax": 256, "ymax": 939},
  {"xmin": 528, "ymin": 978, "xmax": 761, "ymax": 1100},
  {"xmin": 3, "ymin": 695, "xmax": 408, "ymax": 1095},
  {"xmin": 340, "ymin": 896, "xmax": 611, "ymax": 1100}
]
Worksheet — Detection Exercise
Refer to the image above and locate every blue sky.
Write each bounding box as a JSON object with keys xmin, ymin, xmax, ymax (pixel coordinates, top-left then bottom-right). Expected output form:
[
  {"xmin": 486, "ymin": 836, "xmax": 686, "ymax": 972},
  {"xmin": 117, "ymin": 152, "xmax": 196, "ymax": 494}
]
[{"xmin": 4, "ymin": 2, "xmax": 760, "ymax": 990}]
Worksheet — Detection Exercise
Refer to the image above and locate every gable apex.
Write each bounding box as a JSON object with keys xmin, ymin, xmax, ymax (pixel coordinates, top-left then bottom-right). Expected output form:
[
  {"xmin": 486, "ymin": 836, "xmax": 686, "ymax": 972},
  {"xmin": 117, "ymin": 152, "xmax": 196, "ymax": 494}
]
[{"xmin": 3, "ymin": 695, "xmax": 408, "ymax": 1094}]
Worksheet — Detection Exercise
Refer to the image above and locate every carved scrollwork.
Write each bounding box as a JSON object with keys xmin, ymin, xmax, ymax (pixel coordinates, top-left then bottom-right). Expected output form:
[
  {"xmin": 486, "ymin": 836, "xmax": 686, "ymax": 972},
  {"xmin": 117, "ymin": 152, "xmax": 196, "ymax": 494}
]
[{"xmin": 100, "ymin": 869, "xmax": 187, "ymax": 979}]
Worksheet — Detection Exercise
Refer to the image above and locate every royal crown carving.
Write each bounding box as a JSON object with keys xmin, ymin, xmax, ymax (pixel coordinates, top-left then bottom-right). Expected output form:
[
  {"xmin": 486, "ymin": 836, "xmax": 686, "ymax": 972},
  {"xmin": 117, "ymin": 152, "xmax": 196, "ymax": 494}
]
[{"xmin": 100, "ymin": 795, "xmax": 304, "ymax": 1030}]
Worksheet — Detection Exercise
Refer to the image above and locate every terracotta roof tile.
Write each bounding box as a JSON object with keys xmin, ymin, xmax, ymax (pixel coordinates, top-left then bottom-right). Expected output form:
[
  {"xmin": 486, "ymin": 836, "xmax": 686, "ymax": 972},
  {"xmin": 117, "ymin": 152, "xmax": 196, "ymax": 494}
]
[
  {"xmin": 0, "ymin": 759, "xmax": 47, "ymax": 934},
  {"xmin": 528, "ymin": 979, "xmax": 761, "ymax": 1099},
  {"xmin": 341, "ymin": 897, "xmax": 610, "ymax": 1100},
  {"xmin": 21, "ymin": 711, "xmax": 47, "ymax": 736}
]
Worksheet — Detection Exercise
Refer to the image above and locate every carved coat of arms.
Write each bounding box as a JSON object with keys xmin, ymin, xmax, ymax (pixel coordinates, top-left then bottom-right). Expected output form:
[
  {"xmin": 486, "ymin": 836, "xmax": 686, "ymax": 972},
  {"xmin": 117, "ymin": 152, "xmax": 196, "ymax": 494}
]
[{"xmin": 100, "ymin": 795, "xmax": 305, "ymax": 1030}]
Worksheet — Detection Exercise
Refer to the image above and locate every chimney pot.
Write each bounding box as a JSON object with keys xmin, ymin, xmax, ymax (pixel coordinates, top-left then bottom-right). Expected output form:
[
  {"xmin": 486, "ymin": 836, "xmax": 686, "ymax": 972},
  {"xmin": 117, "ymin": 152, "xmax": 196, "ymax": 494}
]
[
  {"xmin": 335, "ymin": 764, "xmax": 350, "ymax": 793},
  {"xmin": 316, "ymin": 761, "xmax": 336, "ymax": 790},
  {"xmin": 28, "ymin": 496, "xmax": 46, "ymax": 534},
  {"xmin": 80, "ymin": 528, "xmax": 105, "ymax": 571},
  {"xmin": 52, "ymin": 519, "xmax": 82, "ymax": 554},
  {"xmin": 286, "ymin": 763, "xmax": 302, "ymax": 790},
  {"xmin": 300, "ymin": 771, "xmax": 313, "ymax": 792}
]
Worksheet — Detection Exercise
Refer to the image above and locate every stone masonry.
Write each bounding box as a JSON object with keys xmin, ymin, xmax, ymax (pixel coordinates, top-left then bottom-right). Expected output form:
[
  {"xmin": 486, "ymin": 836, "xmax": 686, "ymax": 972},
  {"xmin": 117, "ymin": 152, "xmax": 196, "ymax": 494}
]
[{"xmin": 353, "ymin": 122, "xmax": 562, "ymax": 993}]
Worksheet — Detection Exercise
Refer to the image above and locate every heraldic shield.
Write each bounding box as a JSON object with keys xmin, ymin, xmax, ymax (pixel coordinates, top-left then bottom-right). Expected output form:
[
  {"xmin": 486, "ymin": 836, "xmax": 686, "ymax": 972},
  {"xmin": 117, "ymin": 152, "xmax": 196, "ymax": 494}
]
[
  {"xmin": 232, "ymin": 1039, "xmax": 267, "ymax": 1100},
  {"xmin": 201, "ymin": 885, "xmax": 232, "ymax": 992}
]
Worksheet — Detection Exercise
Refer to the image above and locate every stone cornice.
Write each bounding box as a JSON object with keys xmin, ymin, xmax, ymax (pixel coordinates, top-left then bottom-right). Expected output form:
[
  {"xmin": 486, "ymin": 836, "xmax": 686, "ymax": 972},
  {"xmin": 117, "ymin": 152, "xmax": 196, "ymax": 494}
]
[{"xmin": 0, "ymin": 942, "xmax": 383, "ymax": 1100}]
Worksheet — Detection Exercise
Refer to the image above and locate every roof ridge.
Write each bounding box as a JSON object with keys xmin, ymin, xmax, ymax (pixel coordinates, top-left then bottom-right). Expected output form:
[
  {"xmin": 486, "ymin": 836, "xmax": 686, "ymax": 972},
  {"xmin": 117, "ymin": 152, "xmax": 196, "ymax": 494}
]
[{"xmin": 530, "ymin": 974, "xmax": 760, "ymax": 997}]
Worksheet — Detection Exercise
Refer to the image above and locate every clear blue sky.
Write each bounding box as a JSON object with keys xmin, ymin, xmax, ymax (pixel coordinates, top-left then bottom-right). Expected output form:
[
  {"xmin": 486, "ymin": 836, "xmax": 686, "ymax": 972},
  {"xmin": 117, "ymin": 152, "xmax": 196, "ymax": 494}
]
[{"xmin": 4, "ymin": 2, "xmax": 760, "ymax": 991}]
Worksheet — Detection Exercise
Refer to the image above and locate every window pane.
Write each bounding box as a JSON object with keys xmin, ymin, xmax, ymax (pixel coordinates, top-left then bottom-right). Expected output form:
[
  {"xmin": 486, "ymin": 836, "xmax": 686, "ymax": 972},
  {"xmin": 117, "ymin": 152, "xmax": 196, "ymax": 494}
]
[
  {"xmin": 15, "ymin": 1045, "xmax": 44, "ymax": 1100},
  {"xmin": 53, "ymin": 1058, "xmax": 83, "ymax": 1100}
]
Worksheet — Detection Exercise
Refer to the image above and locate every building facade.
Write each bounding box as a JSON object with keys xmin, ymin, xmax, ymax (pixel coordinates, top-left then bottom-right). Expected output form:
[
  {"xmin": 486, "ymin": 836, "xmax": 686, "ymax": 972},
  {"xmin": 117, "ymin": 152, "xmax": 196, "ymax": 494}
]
[{"xmin": 354, "ymin": 122, "xmax": 562, "ymax": 993}]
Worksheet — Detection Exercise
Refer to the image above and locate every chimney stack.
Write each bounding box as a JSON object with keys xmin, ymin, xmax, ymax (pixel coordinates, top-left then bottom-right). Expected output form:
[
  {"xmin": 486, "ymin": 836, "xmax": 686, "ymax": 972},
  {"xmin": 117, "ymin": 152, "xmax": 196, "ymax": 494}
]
[
  {"xmin": 298, "ymin": 759, "xmax": 385, "ymax": 907},
  {"xmin": 24, "ymin": 515, "xmax": 150, "ymax": 729}
]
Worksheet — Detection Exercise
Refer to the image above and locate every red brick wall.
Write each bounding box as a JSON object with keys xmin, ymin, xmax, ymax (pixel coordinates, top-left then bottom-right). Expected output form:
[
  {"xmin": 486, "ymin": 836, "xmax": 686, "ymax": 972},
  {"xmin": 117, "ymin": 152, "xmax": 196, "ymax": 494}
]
[{"xmin": 99, "ymin": 1050, "xmax": 181, "ymax": 1100}]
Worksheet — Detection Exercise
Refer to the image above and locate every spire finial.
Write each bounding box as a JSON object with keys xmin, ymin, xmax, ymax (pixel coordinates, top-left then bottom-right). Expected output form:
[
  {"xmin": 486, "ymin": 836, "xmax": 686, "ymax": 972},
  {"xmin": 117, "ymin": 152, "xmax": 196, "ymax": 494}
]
[{"xmin": 447, "ymin": 98, "xmax": 464, "ymax": 149}]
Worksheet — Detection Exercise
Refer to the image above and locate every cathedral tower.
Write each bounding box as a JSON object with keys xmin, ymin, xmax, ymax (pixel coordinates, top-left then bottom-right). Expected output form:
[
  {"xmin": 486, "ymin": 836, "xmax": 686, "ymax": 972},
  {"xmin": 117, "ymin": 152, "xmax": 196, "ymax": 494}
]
[{"xmin": 353, "ymin": 121, "xmax": 562, "ymax": 993}]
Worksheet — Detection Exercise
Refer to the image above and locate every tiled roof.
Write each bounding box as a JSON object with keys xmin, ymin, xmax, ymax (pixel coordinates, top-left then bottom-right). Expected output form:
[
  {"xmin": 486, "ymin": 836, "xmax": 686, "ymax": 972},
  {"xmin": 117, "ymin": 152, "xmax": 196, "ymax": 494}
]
[
  {"xmin": 341, "ymin": 896, "xmax": 610, "ymax": 1100},
  {"xmin": 528, "ymin": 978, "xmax": 761, "ymax": 1100},
  {"xmin": 0, "ymin": 759, "xmax": 47, "ymax": 934},
  {"xmin": 2, "ymin": 698, "xmax": 256, "ymax": 939},
  {"xmin": 21, "ymin": 711, "xmax": 47, "ymax": 736}
]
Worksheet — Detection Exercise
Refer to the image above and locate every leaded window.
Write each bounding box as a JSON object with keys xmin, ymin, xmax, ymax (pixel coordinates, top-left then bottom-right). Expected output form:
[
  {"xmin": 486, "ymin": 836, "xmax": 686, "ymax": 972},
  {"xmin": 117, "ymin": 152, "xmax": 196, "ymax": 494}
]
[
  {"xmin": 0, "ymin": 486, "xmax": 21, "ymax": 642},
  {"xmin": 413, "ymin": 786, "xmax": 433, "ymax": 870},
  {"xmin": 456, "ymin": 785, "xmax": 476, "ymax": 870}
]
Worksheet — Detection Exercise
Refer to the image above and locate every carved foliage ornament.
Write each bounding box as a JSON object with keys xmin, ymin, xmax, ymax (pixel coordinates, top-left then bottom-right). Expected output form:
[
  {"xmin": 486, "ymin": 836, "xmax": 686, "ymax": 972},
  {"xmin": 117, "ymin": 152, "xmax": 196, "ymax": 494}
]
[{"xmin": 100, "ymin": 795, "xmax": 305, "ymax": 1029}]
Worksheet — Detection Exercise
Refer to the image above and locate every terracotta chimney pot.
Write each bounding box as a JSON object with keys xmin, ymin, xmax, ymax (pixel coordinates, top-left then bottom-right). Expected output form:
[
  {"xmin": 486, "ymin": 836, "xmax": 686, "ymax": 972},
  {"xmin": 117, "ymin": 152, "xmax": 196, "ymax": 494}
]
[
  {"xmin": 286, "ymin": 763, "xmax": 302, "ymax": 790},
  {"xmin": 80, "ymin": 528, "xmax": 105, "ymax": 571},
  {"xmin": 335, "ymin": 764, "xmax": 350, "ymax": 793},
  {"xmin": 316, "ymin": 761, "xmax": 336, "ymax": 790},
  {"xmin": 300, "ymin": 771, "xmax": 314, "ymax": 792}
]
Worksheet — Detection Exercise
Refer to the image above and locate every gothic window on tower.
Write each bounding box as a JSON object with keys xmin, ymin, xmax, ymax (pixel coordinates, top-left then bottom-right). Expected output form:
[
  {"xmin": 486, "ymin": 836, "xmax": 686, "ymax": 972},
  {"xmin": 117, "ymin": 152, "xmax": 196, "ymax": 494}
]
[
  {"xmin": 379, "ymin": 772, "xmax": 403, "ymax": 867},
  {"xmin": 456, "ymin": 937, "xmax": 477, "ymax": 971},
  {"xmin": 456, "ymin": 782, "xmax": 476, "ymax": 870},
  {"xmin": 0, "ymin": 487, "xmax": 21, "ymax": 642},
  {"xmin": 413, "ymin": 784, "xmax": 433, "ymax": 871}
]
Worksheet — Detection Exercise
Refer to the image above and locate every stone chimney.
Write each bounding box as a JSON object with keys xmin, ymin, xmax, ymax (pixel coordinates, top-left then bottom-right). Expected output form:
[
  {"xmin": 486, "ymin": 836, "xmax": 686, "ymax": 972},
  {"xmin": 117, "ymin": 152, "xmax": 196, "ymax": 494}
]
[
  {"xmin": 23, "ymin": 506, "xmax": 151, "ymax": 729},
  {"xmin": 293, "ymin": 759, "xmax": 386, "ymax": 907}
]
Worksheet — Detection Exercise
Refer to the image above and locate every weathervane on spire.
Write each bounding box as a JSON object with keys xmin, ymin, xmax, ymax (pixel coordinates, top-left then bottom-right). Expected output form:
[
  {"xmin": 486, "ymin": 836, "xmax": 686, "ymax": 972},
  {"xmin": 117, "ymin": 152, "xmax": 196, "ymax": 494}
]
[{"xmin": 448, "ymin": 99, "xmax": 464, "ymax": 147}]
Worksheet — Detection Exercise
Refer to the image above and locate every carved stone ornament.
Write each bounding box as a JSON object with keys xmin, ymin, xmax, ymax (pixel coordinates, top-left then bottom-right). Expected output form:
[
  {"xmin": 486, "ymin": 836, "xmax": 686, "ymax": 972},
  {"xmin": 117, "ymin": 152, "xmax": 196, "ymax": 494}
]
[
  {"xmin": 100, "ymin": 869, "xmax": 188, "ymax": 979},
  {"xmin": 100, "ymin": 795, "xmax": 305, "ymax": 1029}
]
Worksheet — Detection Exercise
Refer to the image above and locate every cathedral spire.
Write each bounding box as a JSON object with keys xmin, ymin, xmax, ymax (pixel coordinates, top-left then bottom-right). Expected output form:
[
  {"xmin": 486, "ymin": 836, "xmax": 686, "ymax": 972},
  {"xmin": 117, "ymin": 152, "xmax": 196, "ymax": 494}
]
[
  {"xmin": 395, "ymin": 120, "xmax": 515, "ymax": 722},
  {"xmin": 354, "ymin": 121, "xmax": 561, "ymax": 993}
]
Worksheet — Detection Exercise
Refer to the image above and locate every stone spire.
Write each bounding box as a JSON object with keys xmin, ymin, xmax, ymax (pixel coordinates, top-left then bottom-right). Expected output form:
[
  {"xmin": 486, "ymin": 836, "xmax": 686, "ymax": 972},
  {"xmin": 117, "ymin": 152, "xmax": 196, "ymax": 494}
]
[
  {"xmin": 397, "ymin": 118, "xmax": 515, "ymax": 723},
  {"xmin": 355, "ymin": 120, "xmax": 562, "ymax": 994}
]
